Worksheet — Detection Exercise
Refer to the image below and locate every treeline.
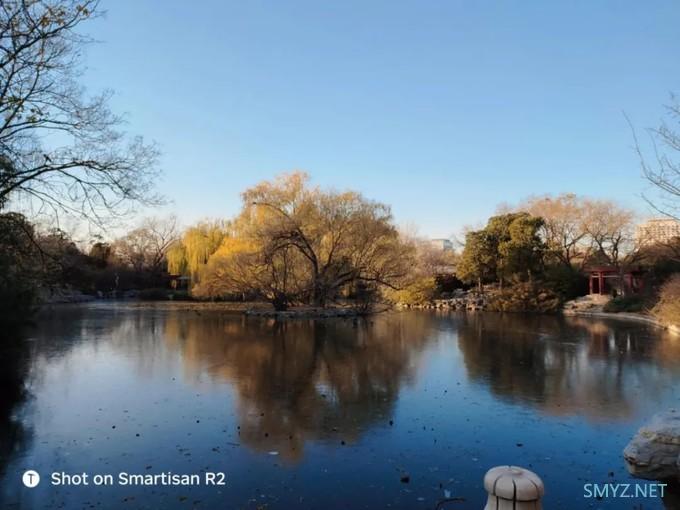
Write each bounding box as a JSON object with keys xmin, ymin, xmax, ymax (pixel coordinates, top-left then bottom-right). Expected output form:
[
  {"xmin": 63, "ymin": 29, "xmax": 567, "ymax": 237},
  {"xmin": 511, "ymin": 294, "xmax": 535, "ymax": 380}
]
[
  {"xmin": 454, "ymin": 194, "xmax": 680, "ymax": 313},
  {"xmin": 0, "ymin": 213, "xmax": 183, "ymax": 323},
  {"xmin": 4, "ymin": 182, "xmax": 680, "ymax": 322},
  {"xmin": 0, "ymin": 1, "xmax": 161, "ymax": 327},
  {"xmin": 0, "ymin": 172, "xmax": 457, "ymax": 321}
]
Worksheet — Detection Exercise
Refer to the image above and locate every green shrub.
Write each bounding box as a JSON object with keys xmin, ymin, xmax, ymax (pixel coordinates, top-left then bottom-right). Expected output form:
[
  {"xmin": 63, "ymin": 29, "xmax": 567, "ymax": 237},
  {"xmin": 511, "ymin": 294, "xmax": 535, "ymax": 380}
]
[
  {"xmin": 0, "ymin": 213, "xmax": 39, "ymax": 326},
  {"xmin": 543, "ymin": 265, "xmax": 588, "ymax": 300},
  {"xmin": 487, "ymin": 282, "xmax": 561, "ymax": 313},
  {"xmin": 0, "ymin": 268, "xmax": 36, "ymax": 325},
  {"xmin": 653, "ymin": 275, "xmax": 680, "ymax": 326},
  {"xmin": 603, "ymin": 295, "xmax": 645, "ymax": 313},
  {"xmin": 390, "ymin": 277, "xmax": 437, "ymax": 305}
]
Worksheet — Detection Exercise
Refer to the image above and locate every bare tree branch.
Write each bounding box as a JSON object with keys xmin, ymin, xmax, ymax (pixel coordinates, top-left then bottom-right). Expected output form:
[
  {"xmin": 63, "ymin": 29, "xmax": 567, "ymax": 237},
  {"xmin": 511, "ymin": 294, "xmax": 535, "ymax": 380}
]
[
  {"xmin": 626, "ymin": 99, "xmax": 680, "ymax": 221},
  {"xmin": 0, "ymin": 0, "xmax": 161, "ymax": 224}
]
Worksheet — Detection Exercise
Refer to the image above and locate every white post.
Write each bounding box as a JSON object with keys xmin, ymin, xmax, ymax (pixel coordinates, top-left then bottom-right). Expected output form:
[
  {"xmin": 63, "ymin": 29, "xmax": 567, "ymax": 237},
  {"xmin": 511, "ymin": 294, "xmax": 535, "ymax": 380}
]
[{"xmin": 483, "ymin": 466, "xmax": 544, "ymax": 510}]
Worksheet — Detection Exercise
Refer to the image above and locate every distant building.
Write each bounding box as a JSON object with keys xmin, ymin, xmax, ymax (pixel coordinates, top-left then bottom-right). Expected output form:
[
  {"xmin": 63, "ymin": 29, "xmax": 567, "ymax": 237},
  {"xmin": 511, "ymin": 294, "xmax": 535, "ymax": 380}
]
[
  {"xmin": 429, "ymin": 238, "xmax": 454, "ymax": 251},
  {"xmin": 635, "ymin": 218, "xmax": 680, "ymax": 246}
]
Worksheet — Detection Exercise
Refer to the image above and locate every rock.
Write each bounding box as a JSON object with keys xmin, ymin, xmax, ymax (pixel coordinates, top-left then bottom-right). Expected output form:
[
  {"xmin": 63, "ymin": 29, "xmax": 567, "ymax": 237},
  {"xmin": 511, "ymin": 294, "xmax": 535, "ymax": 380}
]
[{"xmin": 623, "ymin": 409, "xmax": 680, "ymax": 481}]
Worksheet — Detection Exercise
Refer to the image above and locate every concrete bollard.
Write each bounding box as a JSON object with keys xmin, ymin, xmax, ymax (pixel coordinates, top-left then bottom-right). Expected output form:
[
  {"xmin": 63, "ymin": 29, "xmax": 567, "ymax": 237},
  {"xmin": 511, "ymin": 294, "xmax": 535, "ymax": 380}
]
[{"xmin": 483, "ymin": 466, "xmax": 544, "ymax": 510}]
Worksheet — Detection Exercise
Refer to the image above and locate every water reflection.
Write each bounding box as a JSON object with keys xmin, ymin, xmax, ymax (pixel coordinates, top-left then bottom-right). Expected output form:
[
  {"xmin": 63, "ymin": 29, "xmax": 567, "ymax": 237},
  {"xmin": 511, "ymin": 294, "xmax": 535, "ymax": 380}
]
[
  {"xmin": 0, "ymin": 327, "xmax": 32, "ymax": 480},
  {"xmin": 158, "ymin": 313, "xmax": 437, "ymax": 460},
  {"xmin": 2, "ymin": 306, "xmax": 680, "ymax": 510},
  {"xmin": 457, "ymin": 313, "xmax": 678, "ymax": 420},
  {"xmin": 102, "ymin": 308, "xmax": 680, "ymax": 435}
]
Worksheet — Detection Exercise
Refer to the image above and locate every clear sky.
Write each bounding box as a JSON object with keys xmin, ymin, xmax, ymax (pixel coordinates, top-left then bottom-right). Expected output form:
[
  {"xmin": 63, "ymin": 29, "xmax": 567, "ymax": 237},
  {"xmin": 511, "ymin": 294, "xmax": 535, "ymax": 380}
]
[{"xmin": 80, "ymin": 1, "xmax": 680, "ymax": 239}]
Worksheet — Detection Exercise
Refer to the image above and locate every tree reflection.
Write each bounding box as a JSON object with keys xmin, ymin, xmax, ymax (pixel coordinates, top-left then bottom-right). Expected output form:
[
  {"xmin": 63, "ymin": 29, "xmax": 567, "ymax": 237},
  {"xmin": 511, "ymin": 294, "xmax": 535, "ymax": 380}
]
[
  {"xmin": 163, "ymin": 313, "xmax": 435, "ymax": 461},
  {"xmin": 0, "ymin": 326, "xmax": 31, "ymax": 480},
  {"xmin": 457, "ymin": 313, "xmax": 679, "ymax": 420}
]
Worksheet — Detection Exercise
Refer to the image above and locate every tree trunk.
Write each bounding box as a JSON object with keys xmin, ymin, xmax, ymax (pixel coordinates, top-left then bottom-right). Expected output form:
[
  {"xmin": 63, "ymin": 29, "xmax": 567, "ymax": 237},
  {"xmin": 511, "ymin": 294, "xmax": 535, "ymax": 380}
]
[
  {"xmin": 312, "ymin": 280, "xmax": 327, "ymax": 308},
  {"xmin": 272, "ymin": 293, "xmax": 288, "ymax": 311}
]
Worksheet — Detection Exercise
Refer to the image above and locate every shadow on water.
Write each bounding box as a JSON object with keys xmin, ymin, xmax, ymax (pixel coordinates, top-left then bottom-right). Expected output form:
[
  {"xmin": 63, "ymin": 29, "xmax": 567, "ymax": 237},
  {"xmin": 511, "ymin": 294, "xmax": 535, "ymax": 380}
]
[
  {"xmin": 0, "ymin": 325, "xmax": 32, "ymax": 481},
  {"xmin": 0, "ymin": 306, "xmax": 93, "ymax": 508},
  {"xmin": 457, "ymin": 312, "xmax": 680, "ymax": 421}
]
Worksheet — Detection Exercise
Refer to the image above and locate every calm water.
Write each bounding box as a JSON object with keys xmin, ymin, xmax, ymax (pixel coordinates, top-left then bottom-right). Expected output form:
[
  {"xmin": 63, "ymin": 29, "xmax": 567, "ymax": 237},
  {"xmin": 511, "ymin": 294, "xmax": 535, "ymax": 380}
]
[{"xmin": 1, "ymin": 304, "xmax": 680, "ymax": 509}]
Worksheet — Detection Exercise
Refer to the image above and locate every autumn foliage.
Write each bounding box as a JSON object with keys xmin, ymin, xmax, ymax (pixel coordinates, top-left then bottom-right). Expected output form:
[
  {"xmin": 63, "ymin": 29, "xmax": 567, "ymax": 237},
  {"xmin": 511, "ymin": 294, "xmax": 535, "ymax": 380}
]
[
  {"xmin": 187, "ymin": 173, "xmax": 414, "ymax": 310},
  {"xmin": 653, "ymin": 274, "xmax": 680, "ymax": 326}
]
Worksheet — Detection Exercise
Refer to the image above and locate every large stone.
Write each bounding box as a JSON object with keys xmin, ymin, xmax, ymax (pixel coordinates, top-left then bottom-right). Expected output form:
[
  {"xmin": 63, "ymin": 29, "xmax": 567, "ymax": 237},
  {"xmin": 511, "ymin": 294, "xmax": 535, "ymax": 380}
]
[{"xmin": 623, "ymin": 409, "xmax": 680, "ymax": 481}]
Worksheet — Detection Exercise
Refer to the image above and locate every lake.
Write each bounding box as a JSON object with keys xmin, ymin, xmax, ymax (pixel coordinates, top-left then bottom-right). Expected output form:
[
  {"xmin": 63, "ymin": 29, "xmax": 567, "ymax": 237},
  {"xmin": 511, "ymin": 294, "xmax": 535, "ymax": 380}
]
[{"xmin": 1, "ymin": 304, "xmax": 679, "ymax": 509}]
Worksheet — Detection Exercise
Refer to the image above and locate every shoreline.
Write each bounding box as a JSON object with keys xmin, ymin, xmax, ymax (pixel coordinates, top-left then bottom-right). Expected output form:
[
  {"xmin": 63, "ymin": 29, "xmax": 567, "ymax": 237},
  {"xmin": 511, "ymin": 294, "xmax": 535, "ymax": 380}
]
[
  {"xmin": 562, "ymin": 309, "xmax": 680, "ymax": 335},
  {"xmin": 36, "ymin": 299, "xmax": 680, "ymax": 334}
]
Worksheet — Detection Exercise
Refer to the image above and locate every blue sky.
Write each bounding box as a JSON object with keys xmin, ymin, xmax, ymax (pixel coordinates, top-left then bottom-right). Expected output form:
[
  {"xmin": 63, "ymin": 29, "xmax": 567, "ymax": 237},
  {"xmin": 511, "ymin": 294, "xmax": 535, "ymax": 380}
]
[{"xmin": 80, "ymin": 1, "xmax": 680, "ymax": 238}]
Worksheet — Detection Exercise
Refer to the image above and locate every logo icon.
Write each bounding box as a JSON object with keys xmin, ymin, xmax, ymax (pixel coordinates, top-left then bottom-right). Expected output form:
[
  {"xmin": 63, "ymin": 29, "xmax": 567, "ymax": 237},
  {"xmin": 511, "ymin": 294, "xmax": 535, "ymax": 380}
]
[{"xmin": 22, "ymin": 470, "xmax": 40, "ymax": 488}]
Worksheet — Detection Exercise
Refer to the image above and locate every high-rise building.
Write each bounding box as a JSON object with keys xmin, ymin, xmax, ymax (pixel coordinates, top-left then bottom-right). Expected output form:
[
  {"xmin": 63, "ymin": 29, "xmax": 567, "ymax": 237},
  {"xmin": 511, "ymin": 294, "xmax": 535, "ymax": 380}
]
[{"xmin": 636, "ymin": 218, "xmax": 680, "ymax": 246}]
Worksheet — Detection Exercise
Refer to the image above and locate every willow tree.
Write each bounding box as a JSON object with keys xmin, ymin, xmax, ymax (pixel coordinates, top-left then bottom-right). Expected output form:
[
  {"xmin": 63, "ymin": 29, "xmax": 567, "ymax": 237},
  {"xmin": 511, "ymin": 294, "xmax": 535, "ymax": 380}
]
[
  {"xmin": 193, "ymin": 236, "xmax": 308, "ymax": 310},
  {"xmin": 240, "ymin": 172, "xmax": 413, "ymax": 307},
  {"xmin": 166, "ymin": 242, "xmax": 188, "ymax": 277},
  {"xmin": 166, "ymin": 220, "xmax": 229, "ymax": 281},
  {"xmin": 0, "ymin": 1, "xmax": 160, "ymax": 222},
  {"xmin": 197, "ymin": 173, "xmax": 413, "ymax": 309}
]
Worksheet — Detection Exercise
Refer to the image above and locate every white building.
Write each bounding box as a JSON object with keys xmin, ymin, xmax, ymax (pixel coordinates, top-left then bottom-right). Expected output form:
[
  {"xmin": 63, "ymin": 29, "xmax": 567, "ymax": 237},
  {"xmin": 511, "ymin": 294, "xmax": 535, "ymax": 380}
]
[
  {"xmin": 636, "ymin": 218, "xmax": 680, "ymax": 246},
  {"xmin": 429, "ymin": 238, "xmax": 454, "ymax": 251}
]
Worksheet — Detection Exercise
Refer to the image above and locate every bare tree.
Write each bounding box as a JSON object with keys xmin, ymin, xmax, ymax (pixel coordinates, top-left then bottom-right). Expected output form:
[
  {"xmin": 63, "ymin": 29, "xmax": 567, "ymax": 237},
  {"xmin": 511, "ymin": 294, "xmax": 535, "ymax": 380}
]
[
  {"xmin": 0, "ymin": 0, "xmax": 160, "ymax": 223},
  {"xmin": 582, "ymin": 199, "xmax": 640, "ymax": 296},
  {"xmin": 582, "ymin": 199, "xmax": 635, "ymax": 268},
  {"xmin": 630, "ymin": 95, "xmax": 680, "ymax": 219},
  {"xmin": 112, "ymin": 216, "xmax": 178, "ymax": 273},
  {"xmin": 522, "ymin": 193, "xmax": 590, "ymax": 268}
]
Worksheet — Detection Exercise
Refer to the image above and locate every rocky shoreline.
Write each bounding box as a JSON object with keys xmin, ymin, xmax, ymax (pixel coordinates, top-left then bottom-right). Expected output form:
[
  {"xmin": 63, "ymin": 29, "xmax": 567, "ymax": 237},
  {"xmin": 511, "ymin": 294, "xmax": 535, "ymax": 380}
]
[
  {"xmin": 395, "ymin": 284, "xmax": 560, "ymax": 313},
  {"xmin": 397, "ymin": 289, "xmax": 488, "ymax": 311},
  {"xmin": 36, "ymin": 289, "xmax": 679, "ymax": 332}
]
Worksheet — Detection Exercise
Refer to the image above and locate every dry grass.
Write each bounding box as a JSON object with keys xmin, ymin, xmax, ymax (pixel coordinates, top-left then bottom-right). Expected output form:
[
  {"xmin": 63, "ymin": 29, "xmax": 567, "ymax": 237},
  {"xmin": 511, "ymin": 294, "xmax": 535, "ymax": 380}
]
[{"xmin": 653, "ymin": 274, "xmax": 680, "ymax": 327}]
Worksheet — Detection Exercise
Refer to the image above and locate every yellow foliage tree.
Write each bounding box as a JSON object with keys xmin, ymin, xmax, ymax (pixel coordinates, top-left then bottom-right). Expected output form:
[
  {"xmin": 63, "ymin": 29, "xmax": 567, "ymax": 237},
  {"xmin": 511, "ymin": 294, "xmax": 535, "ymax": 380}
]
[
  {"xmin": 165, "ymin": 220, "xmax": 229, "ymax": 282},
  {"xmin": 193, "ymin": 235, "xmax": 308, "ymax": 310},
  {"xmin": 240, "ymin": 172, "xmax": 414, "ymax": 307},
  {"xmin": 196, "ymin": 172, "xmax": 414, "ymax": 310}
]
